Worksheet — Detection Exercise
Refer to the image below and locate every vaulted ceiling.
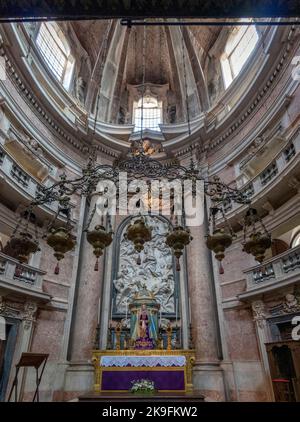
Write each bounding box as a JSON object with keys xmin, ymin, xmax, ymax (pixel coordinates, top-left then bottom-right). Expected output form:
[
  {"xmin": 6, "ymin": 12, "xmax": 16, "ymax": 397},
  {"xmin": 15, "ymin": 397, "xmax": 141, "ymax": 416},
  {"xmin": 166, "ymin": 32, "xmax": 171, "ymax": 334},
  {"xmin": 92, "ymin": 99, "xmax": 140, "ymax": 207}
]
[{"xmin": 68, "ymin": 20, "xmax": 224, "ymax": 123}]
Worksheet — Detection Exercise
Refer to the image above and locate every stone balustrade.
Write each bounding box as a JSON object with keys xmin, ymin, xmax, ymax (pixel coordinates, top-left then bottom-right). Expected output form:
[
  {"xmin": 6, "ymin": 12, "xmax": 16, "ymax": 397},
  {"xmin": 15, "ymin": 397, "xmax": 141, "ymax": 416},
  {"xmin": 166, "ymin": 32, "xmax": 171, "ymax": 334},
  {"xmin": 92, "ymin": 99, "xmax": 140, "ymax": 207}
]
[
  {"xmin": 242, "ymin": 245, "xmax": 300, "ymax": 294},
  {"xmin": 222, "ymin": 132, "xmax": 300, "ymax": 215},
  {"xmin": 0, "ymin": 252, "xmax": 46, "ymax": 289},
  {"xmin": 0, "ymin": 145, "xmax": 53, "ymax": 200},
  {"xmin": 0, "ymin": 146, "xmax": 76, "ymax": 221}
]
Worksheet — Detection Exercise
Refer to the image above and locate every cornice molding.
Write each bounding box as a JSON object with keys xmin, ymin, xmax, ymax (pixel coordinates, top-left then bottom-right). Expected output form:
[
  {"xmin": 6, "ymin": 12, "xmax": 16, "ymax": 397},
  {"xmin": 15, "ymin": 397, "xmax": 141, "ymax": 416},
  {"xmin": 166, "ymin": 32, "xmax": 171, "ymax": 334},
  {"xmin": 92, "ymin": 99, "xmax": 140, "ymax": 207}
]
[{"xmin": 0, "ymin": 42, "xmax": 120, "ymax": 162}]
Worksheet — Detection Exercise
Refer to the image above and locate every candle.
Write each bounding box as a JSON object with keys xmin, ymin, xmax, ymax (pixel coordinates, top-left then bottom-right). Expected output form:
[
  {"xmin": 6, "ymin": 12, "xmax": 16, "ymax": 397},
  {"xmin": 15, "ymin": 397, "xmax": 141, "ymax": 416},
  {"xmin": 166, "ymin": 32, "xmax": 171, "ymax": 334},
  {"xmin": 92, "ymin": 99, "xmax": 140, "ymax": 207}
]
[
  {"xmin": 110, "ymin": 298, "xmax": 113, "ymax": 323},
  {"xmin": 175, "ymin": 298, "xmax": 178, "ymax": 324},
  {"xmin": 97, "ymin": 298, "xmax": 101, "ymax": 324},
  {"xmin": 189, "ymin": 297, "xmax": 192, "ymax": 324}
]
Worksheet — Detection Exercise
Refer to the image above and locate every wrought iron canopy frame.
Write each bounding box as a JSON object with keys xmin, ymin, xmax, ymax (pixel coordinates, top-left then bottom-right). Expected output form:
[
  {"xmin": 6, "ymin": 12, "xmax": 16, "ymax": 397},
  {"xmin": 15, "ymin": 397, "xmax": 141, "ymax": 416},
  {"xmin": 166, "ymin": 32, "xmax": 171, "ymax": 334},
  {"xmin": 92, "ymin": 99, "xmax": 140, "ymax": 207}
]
[{"xmin": 32, "ymin": 153, "xmax": 250, "ymax": 213}]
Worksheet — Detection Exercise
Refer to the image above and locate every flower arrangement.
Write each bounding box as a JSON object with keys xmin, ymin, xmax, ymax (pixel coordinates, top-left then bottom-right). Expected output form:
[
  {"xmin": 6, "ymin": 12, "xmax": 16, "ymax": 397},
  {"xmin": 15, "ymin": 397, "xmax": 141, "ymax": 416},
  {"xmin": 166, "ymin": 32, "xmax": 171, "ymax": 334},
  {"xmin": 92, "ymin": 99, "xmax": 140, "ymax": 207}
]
[{"xmin": 130, "ymin": 379, "xmax": 156, "ymax": 394}]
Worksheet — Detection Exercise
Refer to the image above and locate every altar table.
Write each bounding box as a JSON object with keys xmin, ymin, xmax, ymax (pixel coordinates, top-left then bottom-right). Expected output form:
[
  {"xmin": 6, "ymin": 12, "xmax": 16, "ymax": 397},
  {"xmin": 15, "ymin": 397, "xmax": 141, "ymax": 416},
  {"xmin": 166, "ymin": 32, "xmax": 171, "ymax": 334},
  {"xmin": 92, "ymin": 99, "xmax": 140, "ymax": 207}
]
[{"xmin": 92, "ymin": 350, "xmax": 195, "ymax": 393}]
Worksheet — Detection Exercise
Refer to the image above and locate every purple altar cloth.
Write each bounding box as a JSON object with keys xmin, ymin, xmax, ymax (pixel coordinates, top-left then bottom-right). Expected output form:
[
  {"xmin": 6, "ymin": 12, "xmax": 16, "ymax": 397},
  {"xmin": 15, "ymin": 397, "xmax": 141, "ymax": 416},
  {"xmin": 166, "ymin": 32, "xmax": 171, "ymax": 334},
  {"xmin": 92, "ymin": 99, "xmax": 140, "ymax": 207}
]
[{"xmin": 101, "ymin": 369, "xmax": 185, "ymax": 391}]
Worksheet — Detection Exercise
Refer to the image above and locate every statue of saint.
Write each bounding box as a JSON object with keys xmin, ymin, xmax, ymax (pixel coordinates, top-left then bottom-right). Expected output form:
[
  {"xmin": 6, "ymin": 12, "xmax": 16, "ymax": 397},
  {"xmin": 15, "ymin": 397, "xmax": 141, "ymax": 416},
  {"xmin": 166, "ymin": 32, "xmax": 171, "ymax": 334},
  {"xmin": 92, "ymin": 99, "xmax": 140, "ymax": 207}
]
[
  {"xmin": 75, "ymin": 76, "xmax": 86, "ymax": 106},
  {"xmin": 139, "ymin": 304, "xmax": 149, "ymax": 338},
  {"xmin": 131, "ymin": 303, "xmax": 158, "ymax": 345}
]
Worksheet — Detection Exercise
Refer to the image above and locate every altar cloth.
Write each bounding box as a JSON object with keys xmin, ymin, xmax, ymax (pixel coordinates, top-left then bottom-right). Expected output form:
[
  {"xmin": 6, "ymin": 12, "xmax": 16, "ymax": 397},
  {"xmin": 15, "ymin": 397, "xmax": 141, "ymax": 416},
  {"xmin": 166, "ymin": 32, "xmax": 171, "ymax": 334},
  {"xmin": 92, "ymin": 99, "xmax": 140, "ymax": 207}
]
[
  {"xmin": 101, "ymin": 369, "xmax": 185, "ymax": 391},
  {"xmin": 100, "ymin": 355, "xmax": 186, "ymax": 367}
]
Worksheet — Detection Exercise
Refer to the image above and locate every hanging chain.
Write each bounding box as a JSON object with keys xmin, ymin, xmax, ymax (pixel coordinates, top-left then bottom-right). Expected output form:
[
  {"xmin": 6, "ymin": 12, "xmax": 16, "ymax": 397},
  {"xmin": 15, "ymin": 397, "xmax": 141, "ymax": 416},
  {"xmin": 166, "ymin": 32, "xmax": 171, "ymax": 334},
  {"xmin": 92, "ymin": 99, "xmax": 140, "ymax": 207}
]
[
  {"xmin": 93, "ymin": 21, "xmax": 111, "ymax": 135},
  {"xmin": 138, "ymin": 23, "xmax": 147, "ymax": 154},
  {"xmin": 181, "ymin": 26, "xmax": 191, "ymax": 136}
]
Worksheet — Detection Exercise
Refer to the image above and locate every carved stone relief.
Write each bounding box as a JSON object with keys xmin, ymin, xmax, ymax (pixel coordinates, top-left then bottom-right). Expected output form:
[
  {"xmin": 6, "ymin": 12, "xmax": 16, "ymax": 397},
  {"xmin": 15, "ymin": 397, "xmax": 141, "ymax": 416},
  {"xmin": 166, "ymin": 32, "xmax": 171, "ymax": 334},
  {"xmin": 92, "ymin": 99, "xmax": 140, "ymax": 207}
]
[
  {"xmin": 113, "ymin": 216, "xmax": 176, "ymax": 314},
  {"xmin": 0, "ymin": 296, "xmax": 38, "ymax": 329},
  {"xmin": 252, "ymin": 300, "xmax": 269, "ymax": 328},
  {"xmin": 22, "ymin": 301, "xmax": 38, "ymax": 330}
]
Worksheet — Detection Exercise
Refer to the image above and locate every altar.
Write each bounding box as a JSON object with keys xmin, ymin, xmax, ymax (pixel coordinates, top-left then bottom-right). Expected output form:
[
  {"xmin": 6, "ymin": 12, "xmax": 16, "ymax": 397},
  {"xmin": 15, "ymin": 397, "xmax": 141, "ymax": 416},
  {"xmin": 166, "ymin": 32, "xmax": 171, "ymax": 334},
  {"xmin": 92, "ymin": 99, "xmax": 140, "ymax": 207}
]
[
  {"xmin": 92, "ymin": 286, "xmax": 195, "ymax": 394},
  {"xmin": 92, "ymin": 350, "xmax": 195, "ymax": 393}
]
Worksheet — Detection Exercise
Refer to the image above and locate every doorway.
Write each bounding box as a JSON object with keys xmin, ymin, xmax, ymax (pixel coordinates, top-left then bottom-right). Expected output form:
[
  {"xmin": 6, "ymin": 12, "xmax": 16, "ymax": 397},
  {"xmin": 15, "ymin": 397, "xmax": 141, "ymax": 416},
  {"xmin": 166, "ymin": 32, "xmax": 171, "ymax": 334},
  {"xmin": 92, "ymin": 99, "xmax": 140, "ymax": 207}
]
[
  {"xmin": 266, "ymin": 341, "xmax": 300, "ymax": 402},
  {"xmin": 0, "ymin": 319, "xmax": 19, "ymax": 401}
]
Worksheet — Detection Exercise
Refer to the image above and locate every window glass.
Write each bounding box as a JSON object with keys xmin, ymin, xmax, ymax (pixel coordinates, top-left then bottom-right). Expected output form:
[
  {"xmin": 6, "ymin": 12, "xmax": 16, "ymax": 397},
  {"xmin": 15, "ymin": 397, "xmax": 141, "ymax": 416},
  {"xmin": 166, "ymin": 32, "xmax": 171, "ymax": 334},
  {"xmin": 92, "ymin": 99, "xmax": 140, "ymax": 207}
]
[
  {"xmin": 36, "ymin": 23, "xmax": 74, "ymax": 89},
  {"xmin": 133, "ymin": 96, "xmax": 162, "ymax": 132},
  {"xmin": 221, "ymin": 22, "xmax": 259, "ymax": 89}
]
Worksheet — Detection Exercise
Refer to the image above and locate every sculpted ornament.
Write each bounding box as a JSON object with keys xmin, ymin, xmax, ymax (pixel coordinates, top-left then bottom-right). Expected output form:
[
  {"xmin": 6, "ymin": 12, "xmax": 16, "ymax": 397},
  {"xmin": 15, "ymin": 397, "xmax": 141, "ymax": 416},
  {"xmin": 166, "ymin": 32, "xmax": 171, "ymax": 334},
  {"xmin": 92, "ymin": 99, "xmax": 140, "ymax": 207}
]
[
  {"xmin": 0, "ymin": 296, "xmax": 6, "ymax": 314},
  {"xmin": 113, "ymin": 216, "xmax": 175, "ymax": 314},
  {"xmin": 252, "ymin": 300, "xmax": 268, "ymax": 328},
  {"xmin": 23, "ymin": 301, "xmax": 38, "ymax": 330},
  {"xmin": 283, "ymin": 293, "xmax": 300, "ymax": 313}
]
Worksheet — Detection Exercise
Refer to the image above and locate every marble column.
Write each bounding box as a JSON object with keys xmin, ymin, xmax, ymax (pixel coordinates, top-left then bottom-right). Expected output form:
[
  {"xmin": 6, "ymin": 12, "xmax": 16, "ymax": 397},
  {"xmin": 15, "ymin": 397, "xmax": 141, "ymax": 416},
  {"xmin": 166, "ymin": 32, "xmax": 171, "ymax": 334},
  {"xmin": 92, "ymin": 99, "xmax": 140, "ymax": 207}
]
[
  {"xmin": 186, "ymin": 204, "xmax": 226, "ymax": 400},
  {"xmin": 68, "ymin": 193, "xmax": 104, "ymax": 362}
]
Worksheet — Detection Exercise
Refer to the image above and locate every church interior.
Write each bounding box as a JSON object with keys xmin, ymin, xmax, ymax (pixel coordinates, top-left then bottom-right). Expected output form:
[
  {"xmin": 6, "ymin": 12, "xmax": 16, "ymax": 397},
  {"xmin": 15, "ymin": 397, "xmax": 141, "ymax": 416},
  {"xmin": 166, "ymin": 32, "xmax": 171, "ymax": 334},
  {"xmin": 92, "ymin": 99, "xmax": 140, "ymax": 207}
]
[{"xmin": 0, "ymin": 2, "xmax": 300, "ymax": 403}]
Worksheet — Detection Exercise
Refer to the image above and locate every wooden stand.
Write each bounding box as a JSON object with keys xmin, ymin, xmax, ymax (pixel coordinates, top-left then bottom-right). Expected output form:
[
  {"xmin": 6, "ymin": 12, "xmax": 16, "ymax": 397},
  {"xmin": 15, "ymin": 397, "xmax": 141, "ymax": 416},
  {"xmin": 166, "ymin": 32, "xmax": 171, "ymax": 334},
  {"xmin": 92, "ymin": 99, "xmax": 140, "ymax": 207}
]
[{"xmin": 7, "ymin": 353, "xmax": 49, "ymax": 402}]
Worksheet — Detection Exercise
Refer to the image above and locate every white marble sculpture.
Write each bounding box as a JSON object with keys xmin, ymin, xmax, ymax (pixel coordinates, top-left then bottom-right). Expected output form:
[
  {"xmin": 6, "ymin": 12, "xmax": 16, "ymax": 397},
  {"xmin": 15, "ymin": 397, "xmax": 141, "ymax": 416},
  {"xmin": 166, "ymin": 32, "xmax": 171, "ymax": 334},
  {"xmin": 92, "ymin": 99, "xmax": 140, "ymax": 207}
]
[{"xmin": 113, "ymin": 216, "xmax": 175, "ymax": 314}]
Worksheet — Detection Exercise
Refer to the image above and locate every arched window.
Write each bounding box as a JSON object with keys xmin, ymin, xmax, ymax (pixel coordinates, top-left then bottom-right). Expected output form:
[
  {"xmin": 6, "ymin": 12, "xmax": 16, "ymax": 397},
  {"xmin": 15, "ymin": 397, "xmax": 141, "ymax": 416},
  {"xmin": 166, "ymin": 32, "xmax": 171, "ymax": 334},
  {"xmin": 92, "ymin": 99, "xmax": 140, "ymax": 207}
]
[
  {"xmin": 291, "ymin": 231, "xmax": 300, "ymax": 248},
  {"xmin": 221, "ymin": 21, "xmax": 259, "ymax": 89},
  {"xmin": 36, "ymin": 22, "xmax": 74, "ymax": 90},
  {"xmin": 133, "ymin": 96, "xmax": 162, "ymax": 132}
]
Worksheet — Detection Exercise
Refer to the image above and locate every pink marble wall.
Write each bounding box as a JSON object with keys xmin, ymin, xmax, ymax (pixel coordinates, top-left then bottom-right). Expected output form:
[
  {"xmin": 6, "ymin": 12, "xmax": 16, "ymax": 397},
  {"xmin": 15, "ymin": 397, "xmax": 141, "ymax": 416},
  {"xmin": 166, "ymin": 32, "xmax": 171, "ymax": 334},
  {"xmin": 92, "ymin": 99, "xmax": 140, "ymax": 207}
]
[
  {"xmin": 31, "ymin": 310, "xmax": 66, "ymax": 360},
  {"xmin": 69, "ymin": 234, "xmax": 103, "ymax": 361},
  {"xmin": 224, "ymin": 308, "xmax": 260, "ymax": 361}
]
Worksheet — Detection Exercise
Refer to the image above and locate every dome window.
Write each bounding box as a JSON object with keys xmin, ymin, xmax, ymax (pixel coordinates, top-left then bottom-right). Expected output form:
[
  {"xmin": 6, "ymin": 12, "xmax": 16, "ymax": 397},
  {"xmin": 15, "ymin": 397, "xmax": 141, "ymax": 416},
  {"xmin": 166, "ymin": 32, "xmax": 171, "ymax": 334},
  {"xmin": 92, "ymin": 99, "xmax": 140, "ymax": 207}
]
[
  {"xmin": 36, "ymin": 22, "xmax": 74, "ymax": 90},
  {"xmin": 221, "ymin": 21, "xmax": 259, "ymax": 89},
  {"xmin": 133, "ymin": 95, "xmax": 162, "ymax": 132}
]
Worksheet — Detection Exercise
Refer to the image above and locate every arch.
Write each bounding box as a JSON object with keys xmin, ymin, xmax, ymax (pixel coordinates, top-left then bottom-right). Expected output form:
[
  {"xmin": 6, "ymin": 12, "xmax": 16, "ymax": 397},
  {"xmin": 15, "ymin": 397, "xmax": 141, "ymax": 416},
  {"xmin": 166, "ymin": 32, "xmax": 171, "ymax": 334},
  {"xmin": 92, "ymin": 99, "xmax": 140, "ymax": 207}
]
[
  {"xmin": 271, "ymin": 239, "xmax": 289, "ymax": 257},
  {"xmin": 291, "ymin": 230, "xmax": 300, "ymax": 248}
]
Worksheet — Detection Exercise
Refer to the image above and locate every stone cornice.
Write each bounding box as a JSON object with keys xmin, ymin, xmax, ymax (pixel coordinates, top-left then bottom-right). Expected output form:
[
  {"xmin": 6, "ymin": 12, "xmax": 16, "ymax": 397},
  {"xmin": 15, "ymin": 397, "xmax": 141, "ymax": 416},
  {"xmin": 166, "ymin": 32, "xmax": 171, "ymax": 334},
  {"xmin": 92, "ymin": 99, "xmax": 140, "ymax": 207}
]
[{"xmin": 0, "ymin": 34, "xmax": 122, "ymax": 162}]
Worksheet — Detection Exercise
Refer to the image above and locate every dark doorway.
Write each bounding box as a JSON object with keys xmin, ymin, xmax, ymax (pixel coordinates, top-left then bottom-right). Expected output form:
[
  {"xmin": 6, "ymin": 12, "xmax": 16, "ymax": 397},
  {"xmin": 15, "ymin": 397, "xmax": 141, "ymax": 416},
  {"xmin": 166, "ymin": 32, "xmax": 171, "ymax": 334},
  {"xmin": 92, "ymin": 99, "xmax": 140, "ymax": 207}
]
[
  {"xmin": 0, "ymin": 319, "xmax": 19, "ymax": 401},
  {"xmin": 266, "ymin": 341, "xmax": 300, "ymax": 402}
]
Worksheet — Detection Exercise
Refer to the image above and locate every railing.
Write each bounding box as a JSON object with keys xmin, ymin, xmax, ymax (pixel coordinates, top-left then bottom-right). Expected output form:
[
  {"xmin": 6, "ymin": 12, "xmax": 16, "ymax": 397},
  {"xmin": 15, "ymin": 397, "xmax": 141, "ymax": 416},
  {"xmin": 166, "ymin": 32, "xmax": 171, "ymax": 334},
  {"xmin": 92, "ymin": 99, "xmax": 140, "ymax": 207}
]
[
  {"xmin": 223, "ymin": 133, "xmax": 300, "ymax": 215},
  {"xmin": 240, "ymin": 182, "xmax": 255, "ymax": 201},
  {"xmin": 0, "ymin": 252, "xmax": 45, "ymax": 289},
  {"xmin": 0, "ymin": 146, "xmax": 77, "ymax": 223},
  {"xmin": 0, "ymin": 146, "xmax": 61, "ymax": 215},
  {"xmin": 260, "ymin": 162, "xmax": 278, "ymax": 186},
  {"xmin": 243, "ymin": 245, "xmax": 300, "ymax": 291},
  {"xmin": 284, "ymin": 142, "xmax": 296, "ymax": 163},
  {"xmin": 11, "ymin": 163, "xmax": 30, "ymax": 187}
]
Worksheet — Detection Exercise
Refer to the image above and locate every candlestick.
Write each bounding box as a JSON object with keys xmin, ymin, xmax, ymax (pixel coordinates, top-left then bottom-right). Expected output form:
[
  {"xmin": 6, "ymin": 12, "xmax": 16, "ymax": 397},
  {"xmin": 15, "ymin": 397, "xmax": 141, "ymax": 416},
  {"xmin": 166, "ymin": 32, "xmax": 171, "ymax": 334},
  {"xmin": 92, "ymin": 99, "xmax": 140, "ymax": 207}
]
[
  {"xmin": 97, "ymin": 298, "xmax": 101, "ymax": 324},
  {"xmin": 110, "ymin": 298, "xmax": 113, "ymax": 323}
]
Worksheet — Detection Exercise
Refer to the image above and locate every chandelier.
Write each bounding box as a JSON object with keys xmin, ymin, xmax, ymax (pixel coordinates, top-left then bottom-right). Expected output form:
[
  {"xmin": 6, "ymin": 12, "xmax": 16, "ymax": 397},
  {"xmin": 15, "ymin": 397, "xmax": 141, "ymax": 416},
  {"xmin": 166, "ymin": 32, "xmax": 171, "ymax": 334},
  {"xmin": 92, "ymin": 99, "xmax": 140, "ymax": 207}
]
[{"xmin": 3, "ymin": 24, "xmax": 272, "ymax": 274}]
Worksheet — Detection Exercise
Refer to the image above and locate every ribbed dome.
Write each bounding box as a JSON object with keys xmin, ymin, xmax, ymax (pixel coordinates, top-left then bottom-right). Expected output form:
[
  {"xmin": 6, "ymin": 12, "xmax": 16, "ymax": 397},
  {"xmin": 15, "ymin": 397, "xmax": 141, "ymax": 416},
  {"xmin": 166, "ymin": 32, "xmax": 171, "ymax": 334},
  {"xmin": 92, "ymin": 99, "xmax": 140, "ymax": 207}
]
[{"xmin": 69, "ymin": 20, "xmax": 223, "ymax": 123}]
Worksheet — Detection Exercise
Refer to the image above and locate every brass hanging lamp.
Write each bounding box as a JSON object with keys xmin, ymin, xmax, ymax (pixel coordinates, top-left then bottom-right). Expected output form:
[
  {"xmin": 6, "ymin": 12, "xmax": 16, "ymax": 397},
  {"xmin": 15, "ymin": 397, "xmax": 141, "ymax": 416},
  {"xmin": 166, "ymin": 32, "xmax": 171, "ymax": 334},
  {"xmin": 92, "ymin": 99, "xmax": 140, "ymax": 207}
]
[
  {"xmin": 242, "ymin": 208, "xmax": 271, "ymax": 263},
  {"xmin": 86, "ymin": 206, "xmax": 113, "ymax": 271},
  {"xmin": 4, "ymin": 207, "xmax": 40, "ymax": 264},
  {"xmin": 45, "ymin": 194, "xmax": 76, "ymax": 274},
  {"xmin": 125, "ymin": 215, "xmax": 152, "ymax": 265},
  {"xmin": 166, "ymin": 215, "xmax": 193, "ymax": 271},
  {"xmin": 206, "ymin": 206, "xmax": 234, "ymax": 274}
]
